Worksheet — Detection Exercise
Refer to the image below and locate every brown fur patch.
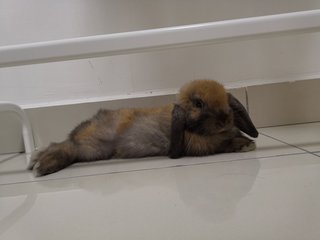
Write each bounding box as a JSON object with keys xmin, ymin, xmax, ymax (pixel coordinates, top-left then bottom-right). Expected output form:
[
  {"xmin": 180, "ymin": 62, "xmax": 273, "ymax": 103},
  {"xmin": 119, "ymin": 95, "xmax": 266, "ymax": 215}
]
[
  {"xmin": 73, "ymin": 121, "xmax": 97, "ymax": 142},
  {"xmin": 61, "ymin": 141, "xmax": 74, "ymax": 155},
  {"xmin": 116, "ymin": 109, "xmax": 136, "ymax": 134},
  {"xmin": 178, "ymin": 79, "xmax": 229, "ymax": 111},
  {"xmin": 184, "ymin": 132, "xmax": 211, "ymax": 155},
  {"xmin": 139, "ymin": 104, "xmax": 173, "ymax": 116},
  {"xmin": 116, "ymin": 104, "xmax": 174, "ymax": 134}
]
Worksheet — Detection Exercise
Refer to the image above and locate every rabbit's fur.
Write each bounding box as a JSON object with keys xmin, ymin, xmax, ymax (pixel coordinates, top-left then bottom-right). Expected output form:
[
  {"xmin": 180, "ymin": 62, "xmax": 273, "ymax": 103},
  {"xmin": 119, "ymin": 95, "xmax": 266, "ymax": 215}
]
[{"xmin": 31, "ymin": 80, "xmax": 258, "ymax": 176}]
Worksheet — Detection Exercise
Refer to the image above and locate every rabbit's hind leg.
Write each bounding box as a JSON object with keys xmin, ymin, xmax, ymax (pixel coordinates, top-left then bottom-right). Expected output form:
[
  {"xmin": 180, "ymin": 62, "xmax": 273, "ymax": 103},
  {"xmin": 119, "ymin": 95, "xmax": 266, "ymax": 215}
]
[
  {"xmin": 31, "ymin": 141, "xmax": 78, "ymax": 177},
  {"xmin": 32, "ymin": 115, "xmax": 116, "ymax": 177}
]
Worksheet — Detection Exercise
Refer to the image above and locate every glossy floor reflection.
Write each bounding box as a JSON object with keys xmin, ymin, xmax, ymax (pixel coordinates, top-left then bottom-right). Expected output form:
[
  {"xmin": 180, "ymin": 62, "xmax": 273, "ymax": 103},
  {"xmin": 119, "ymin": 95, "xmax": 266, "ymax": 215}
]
[{"xmin": 1, "ymin": 123, "xmax": 320, "ymax": 240}]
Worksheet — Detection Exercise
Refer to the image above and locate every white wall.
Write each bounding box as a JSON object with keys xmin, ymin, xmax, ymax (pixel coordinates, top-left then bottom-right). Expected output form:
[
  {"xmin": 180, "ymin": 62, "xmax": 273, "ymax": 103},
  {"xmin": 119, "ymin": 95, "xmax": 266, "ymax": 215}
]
[{"xmin": 1, "ymin": 0, "xmax": 320, "ymax": 107}]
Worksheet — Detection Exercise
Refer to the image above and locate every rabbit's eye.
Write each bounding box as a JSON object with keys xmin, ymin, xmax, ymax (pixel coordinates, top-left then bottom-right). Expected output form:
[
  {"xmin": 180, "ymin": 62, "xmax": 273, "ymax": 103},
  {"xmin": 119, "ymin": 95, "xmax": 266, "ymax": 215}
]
[{"xmin": 193, "ymin": 99, "xmax": 204, "ymax": 109}]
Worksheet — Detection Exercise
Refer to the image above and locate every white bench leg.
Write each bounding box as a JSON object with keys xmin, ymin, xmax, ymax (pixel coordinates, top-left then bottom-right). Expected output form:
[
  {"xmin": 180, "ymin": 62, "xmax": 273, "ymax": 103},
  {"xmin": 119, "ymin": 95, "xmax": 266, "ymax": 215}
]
[{"xmin": 0, "ymin": 102, "xmax": 35, "ymax": 167}]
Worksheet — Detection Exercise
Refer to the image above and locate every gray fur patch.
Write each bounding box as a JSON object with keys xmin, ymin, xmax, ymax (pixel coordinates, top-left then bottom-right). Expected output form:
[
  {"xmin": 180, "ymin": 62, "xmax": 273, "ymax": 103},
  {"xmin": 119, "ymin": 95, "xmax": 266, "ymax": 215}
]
[{"xmin": 115, "ymin": 115, "xmax": 170, "ymax": 158}]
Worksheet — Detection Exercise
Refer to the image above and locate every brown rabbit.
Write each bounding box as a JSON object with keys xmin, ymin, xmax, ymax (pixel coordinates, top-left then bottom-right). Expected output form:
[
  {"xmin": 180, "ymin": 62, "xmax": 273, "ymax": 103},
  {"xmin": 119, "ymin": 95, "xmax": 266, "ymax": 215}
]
[{"xmin": 30, "ymin": 79, "xmax": 258, "ymax": 176}]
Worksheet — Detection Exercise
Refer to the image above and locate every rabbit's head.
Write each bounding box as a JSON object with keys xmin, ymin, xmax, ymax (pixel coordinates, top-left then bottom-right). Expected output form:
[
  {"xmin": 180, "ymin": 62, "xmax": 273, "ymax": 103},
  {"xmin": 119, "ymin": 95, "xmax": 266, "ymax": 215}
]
[
  {"xmin": 177, "ymin": 79, "xmax": 258, "ymax": 137},
  {"xmin": 178, "ymin": 80, "xmax": 233, "ymax": 135}
]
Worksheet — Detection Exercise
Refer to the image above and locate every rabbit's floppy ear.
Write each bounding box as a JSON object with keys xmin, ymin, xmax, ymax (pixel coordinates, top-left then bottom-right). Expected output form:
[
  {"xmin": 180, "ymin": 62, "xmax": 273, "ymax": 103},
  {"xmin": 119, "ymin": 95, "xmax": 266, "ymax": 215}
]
[
  {"xmin": 228, "ymin": 93, "xmax": 259, "ymax": 138},
  {"xmin": 169, "ymin": 104, "xmax": 186, "ymax": 159}
]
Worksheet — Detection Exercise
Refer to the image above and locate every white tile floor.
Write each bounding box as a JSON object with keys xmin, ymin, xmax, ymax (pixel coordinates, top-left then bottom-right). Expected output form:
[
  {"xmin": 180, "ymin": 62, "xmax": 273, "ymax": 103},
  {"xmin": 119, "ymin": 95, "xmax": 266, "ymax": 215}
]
[{"xmin": 1, "ymin": 122, "xmax": 320, "ymax": 240}]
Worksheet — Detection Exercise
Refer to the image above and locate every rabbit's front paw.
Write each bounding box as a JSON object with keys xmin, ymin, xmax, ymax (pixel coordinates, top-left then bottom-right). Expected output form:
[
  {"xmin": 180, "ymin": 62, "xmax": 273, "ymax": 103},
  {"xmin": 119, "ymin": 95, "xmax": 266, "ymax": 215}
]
[{"xmin": 239, "ymin": 140, "xmax": 256, "ymax": 152}]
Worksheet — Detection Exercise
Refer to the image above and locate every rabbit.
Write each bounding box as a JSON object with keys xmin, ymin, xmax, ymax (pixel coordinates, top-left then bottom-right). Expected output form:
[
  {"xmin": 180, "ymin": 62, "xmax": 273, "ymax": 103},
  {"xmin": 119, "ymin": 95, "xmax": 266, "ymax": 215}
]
[
  {"xmin": 169, "ymin": 80, "xmax": 258, "ymax": 158},
  {"xmin": 30, "ymin": 79, "xmax": 258, "ymax": 176}
]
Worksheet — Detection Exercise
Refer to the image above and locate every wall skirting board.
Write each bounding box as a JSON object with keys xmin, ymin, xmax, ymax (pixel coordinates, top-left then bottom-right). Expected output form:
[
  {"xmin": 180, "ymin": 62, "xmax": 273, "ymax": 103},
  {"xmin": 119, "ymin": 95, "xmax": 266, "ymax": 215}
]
[{"xmin": 1, "ymin": 79, "xmax": 320, "ymax": 155}]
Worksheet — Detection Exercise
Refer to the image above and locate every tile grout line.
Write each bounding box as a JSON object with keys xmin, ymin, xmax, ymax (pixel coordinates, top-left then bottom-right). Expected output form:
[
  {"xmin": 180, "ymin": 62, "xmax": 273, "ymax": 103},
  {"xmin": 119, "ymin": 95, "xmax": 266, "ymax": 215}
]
[
  {"xmin": 0, "ymin": 153, "xmax": 21, "ymax": 164},
  {"xmin": 259, "ymin": 132, "xmax": 320, "ymax": 158},
  {"xmin": 0, "ymin": 151, "xmax": 310, "ymax": 187},
  {"xmin": 258, "ymin": 121, "xmax": 320, "ymax": 129}
]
